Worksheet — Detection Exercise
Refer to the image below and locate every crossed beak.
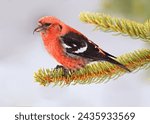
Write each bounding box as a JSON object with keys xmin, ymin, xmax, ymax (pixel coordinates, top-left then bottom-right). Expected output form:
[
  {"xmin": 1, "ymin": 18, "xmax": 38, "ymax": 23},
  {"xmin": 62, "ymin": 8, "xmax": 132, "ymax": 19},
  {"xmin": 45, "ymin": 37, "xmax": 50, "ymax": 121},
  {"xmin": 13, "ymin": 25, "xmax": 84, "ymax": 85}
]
[{"xmin": 33, "ymin": 24, "xmax": 46, "ymax": 34}]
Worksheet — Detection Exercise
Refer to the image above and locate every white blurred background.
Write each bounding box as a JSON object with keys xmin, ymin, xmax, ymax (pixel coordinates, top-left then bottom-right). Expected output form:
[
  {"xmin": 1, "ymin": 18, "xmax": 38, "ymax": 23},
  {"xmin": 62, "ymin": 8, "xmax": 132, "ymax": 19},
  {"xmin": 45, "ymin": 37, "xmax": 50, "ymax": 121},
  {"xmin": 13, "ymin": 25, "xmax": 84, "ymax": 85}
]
[{"xmin": 0, "ymin": 0, "xmax": 150, "ymax": 106}]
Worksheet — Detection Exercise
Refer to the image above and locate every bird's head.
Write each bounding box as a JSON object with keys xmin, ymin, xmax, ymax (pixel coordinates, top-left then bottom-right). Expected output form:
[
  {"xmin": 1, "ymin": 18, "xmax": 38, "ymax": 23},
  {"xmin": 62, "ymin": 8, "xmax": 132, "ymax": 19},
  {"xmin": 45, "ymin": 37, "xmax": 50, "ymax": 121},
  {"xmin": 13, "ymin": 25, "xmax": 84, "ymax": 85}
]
[{"xmin": 33, "ymin": 16, "xmax": 63, "ymax": 35}]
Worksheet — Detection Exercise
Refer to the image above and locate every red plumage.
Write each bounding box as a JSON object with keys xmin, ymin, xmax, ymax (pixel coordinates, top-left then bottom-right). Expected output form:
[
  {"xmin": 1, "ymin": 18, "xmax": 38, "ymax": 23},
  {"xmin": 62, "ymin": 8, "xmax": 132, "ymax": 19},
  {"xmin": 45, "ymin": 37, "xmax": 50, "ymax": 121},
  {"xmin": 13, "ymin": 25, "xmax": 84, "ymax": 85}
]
[{"xmin": 34, "ymin": 16, "xmax": 130, "ymax": 72}]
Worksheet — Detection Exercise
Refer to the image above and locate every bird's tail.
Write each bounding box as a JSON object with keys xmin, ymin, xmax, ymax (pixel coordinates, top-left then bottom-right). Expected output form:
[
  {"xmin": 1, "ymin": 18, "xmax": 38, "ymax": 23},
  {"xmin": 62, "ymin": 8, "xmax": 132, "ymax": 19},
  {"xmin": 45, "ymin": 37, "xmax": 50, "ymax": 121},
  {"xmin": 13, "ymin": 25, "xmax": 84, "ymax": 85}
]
[{"xmin": 103, "ymin": 57, "xmax": 131, "ymax": 72}]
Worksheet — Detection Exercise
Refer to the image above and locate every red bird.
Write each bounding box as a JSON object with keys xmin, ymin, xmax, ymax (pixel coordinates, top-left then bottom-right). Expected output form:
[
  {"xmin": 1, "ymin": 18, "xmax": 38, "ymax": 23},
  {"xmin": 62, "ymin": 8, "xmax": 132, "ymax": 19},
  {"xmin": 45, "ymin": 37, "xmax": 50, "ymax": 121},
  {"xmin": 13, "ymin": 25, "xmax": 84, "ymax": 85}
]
[{"xmin": 34, "ymin": 16, "xmax": 130, "ymax": 73}]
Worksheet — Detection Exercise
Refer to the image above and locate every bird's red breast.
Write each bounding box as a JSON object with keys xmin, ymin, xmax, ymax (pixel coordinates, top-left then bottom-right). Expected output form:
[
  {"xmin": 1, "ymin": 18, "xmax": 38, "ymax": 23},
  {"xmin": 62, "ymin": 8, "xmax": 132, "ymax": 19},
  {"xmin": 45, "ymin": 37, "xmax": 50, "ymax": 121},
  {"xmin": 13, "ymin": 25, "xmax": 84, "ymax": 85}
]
[{"xmin": 40, "ymin": 22, "xmax": 87, "ymax": 70}]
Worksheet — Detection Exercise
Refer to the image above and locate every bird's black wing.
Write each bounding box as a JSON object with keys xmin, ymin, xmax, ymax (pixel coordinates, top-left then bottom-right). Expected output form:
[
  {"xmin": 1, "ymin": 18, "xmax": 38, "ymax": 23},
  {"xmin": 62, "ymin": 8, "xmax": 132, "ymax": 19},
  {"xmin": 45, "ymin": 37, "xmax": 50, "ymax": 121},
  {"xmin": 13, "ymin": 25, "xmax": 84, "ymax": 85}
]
[
  {"xmin": 60, "ymin": 32, "xmax": 115, "ymax": 60},
  {"xmin": 60, "ymin": 32, "xmax": 130, "ymax": 72}
]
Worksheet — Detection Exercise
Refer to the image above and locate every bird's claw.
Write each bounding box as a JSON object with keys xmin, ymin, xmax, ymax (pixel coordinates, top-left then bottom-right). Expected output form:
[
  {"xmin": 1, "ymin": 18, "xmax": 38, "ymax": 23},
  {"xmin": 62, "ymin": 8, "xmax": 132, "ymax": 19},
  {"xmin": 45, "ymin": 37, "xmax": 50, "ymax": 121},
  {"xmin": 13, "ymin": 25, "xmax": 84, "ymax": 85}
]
[{"xmin": 55, "ymin": 65, "xmax": 72, "ymax": 77}]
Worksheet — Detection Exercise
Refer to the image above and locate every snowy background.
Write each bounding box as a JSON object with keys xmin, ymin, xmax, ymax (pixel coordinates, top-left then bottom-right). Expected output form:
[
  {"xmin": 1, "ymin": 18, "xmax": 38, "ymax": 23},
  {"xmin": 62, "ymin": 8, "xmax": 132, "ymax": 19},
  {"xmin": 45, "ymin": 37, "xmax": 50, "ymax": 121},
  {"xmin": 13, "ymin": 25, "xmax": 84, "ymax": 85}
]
[{"xmin": 0, "ymin": 0, "xmax": 150, "ymax": 106}]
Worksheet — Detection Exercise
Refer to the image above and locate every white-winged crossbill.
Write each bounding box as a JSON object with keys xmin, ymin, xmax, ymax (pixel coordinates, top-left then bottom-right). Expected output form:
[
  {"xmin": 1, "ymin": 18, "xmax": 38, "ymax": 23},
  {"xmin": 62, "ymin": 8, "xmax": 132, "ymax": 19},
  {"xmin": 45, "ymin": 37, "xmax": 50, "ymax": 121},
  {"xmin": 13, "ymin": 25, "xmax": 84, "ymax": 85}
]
[{"xmin": 34, "ymin": 16, "xmax": 130, "ymax": 72}]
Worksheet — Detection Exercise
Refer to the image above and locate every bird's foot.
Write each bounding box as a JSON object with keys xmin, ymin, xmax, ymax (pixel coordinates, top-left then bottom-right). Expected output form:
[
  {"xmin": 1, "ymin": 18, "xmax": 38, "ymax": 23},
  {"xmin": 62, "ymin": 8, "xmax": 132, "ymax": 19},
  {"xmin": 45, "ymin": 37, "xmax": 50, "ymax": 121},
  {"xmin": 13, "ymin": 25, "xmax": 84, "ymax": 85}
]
[{"xmin": 55, "ymin": 65, "xmax": 72, "ymax": 77}]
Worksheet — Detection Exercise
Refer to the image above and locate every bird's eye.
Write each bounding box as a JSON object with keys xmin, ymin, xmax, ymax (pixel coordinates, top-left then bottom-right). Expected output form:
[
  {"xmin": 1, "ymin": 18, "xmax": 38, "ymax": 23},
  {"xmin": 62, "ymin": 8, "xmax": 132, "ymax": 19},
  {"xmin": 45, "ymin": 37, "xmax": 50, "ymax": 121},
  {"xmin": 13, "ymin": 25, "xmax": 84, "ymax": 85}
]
[{"xmin": 44, "ymin": 23, "xmax": 51, "ymax": 26}]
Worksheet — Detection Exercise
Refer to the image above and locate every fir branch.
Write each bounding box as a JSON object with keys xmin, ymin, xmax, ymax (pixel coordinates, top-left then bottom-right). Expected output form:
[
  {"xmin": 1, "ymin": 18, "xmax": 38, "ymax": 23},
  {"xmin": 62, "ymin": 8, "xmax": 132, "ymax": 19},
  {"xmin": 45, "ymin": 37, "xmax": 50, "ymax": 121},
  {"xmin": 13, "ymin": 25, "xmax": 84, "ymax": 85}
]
[
  {"xmin": 34, "ymin": 49, "xmax": 150, "ymax": 86},
  {"xmin": 79, "ymin": 12, "xmax": 150, "ymax": 42}
]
